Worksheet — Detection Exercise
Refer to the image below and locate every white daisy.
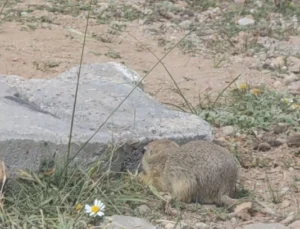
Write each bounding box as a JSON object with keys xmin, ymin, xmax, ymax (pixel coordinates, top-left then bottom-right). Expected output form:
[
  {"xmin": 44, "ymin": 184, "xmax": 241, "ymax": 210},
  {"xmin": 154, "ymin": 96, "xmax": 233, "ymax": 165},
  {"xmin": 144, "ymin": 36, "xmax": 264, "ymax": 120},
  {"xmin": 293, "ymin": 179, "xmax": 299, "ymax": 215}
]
[
  {"xmin": 85, "ymin": 199, "xmax": 105, "ymax": 217},
  {"xmin": 281, "ymin": 98, "xmax": 293, "ymax": 104}
]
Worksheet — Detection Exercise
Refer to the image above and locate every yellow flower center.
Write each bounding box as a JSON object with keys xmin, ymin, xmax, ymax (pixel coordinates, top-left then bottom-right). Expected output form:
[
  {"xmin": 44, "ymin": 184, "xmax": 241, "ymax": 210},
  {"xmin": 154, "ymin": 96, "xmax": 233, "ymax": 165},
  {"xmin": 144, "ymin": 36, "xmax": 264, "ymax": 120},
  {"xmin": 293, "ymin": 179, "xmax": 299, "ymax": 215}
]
[{"xmin": 91, "ymin": 205, "xmax": 100, "ymax": 213}]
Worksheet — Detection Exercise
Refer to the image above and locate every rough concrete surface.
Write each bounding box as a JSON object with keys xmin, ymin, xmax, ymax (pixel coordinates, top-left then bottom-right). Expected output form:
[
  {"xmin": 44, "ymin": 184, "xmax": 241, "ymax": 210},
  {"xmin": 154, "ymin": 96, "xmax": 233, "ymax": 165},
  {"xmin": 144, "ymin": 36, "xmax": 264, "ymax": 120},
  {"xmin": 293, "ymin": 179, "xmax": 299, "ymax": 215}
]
[
  {"xmin": 101, "ymin": 215, "xmax": 160, "ymax": 229},
  {"xmin": 0, "ymin": 62, "xmax": 213, "ymax": 174}
]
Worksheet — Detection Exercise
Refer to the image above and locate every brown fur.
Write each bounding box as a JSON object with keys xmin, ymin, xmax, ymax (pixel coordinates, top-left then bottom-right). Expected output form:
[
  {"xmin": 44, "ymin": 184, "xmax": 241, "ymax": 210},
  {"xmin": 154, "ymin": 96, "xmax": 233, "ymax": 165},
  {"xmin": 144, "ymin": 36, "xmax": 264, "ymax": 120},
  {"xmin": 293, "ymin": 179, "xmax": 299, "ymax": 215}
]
[{"xmin": 141, "ymin": 139, "xmax": 239, "ymax": 206}]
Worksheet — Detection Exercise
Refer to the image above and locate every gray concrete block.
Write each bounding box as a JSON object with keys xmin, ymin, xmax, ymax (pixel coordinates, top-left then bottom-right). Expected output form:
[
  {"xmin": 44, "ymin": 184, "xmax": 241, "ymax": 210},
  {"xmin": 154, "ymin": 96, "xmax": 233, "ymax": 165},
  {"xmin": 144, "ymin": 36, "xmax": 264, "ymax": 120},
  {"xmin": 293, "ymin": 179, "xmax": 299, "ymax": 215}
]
[{"xmin": 0, "ymin": 62, "xmax": 213, "ymax": 175}]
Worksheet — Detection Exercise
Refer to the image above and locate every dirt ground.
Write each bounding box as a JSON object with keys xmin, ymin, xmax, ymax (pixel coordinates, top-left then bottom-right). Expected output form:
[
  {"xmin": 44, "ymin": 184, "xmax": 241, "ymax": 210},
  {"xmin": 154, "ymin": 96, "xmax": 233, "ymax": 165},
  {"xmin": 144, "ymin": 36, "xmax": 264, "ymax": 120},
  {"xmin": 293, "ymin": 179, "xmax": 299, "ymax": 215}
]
[{"xmin": 2, "ymin": 0, "xmax": 300, "ymax": 228}]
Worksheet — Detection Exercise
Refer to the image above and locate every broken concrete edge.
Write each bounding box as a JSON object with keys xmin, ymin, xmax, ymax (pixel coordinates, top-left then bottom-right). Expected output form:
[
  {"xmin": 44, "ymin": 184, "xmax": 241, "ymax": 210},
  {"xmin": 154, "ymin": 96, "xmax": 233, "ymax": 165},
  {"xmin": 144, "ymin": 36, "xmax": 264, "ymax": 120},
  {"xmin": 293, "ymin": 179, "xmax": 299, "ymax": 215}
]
[
  {"xmin": 106, "ymin": 62, "xmax": 145, "ymax": 90},
  {"xmin": 2, "ymin": 130, "xmax": 213, "ymax": 178}
]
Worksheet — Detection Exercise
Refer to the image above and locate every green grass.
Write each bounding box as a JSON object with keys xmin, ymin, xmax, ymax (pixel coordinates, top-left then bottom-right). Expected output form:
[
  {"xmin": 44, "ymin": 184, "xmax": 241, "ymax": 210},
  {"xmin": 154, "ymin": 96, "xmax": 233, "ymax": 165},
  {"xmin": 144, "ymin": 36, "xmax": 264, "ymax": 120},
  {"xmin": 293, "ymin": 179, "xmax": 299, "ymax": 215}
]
[
  {"xmin": 0, "ymin": 152, "xmax": 157, "ymax": 228},
  {"xmin": 187, "ymin": 0, "xmax": 217, "ymax": 11},
  {"xmin": 199, "ymin": 85, "xmax": 300, "ymax": 133}
]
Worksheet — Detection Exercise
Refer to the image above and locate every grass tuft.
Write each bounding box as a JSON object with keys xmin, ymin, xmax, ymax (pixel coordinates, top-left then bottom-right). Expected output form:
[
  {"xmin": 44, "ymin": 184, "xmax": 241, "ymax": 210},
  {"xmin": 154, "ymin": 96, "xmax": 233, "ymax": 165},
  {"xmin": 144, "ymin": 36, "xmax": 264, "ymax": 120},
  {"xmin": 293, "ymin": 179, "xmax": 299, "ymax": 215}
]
[
  {"xmin": 199, "ymin": 84, "xmax": 300, "ymax": 132},
  {"xmin": 1, "ymin": 152, "xmax": 154, "ymax": 228}
]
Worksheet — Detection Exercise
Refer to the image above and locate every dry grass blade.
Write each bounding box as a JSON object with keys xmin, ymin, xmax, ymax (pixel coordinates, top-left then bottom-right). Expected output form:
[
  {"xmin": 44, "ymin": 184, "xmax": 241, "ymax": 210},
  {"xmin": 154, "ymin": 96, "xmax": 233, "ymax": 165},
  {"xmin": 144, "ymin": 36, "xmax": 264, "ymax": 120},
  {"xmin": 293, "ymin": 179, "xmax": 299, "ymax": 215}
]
[{"xmin": 0, "ymin": 160, "xmax": 7, "ymax": 211}]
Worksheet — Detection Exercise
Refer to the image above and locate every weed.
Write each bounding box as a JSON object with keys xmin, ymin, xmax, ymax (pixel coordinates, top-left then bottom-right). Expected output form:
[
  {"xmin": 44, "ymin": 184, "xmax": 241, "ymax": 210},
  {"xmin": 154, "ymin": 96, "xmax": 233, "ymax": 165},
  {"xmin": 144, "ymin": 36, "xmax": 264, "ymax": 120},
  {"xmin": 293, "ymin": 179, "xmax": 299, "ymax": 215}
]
[
  {"xmin": 105, "ymin": 49, "xmax": 121, "ymax": 59},
  {"xmin": 187, "ymin": 0, "xmax": 217, "ymax": 11},
  {"xmin": 199, "ymin": 85, "xmax": 300, "ymax": 132},
  {"xmin": 213, "ymin": 54, "xmax": 228, "ymax": 68},
  {"xmin": 178, "ymin": 35, "xmax": 200, "ymax": 55},
  {"xmin": 1, "ymin": 151, "xmax": 154, "ymax": 228},
  {"xmin": 96, "ymin": 3, "xmax": 145, "ymax": 24},
  {"xmin": 265, "ymin": 172, "xmax": 290, "ymax": 204}
]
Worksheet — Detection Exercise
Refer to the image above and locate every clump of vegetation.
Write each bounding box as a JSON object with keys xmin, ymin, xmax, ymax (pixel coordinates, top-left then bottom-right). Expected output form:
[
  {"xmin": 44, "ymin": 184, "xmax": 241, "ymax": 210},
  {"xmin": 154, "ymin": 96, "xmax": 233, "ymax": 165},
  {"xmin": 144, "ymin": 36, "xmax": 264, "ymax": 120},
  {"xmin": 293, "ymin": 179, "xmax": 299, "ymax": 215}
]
[
  {"xmin": 0, "ymin": 151, "xmax": 155, "ymax": 228},
  {"xmin": 199, "ymin": 84, "xmax": 300, "ymax": 132}
]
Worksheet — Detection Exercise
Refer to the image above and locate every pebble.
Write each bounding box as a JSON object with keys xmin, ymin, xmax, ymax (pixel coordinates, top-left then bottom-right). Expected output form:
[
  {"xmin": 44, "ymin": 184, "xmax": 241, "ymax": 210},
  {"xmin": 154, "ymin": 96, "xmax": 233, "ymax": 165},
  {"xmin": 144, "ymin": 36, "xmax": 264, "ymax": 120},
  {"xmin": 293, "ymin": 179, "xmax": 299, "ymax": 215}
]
[
  {"xmin": 136, "ymin": 204, "xmax": 151, "ymax": 215},
  {"xmin": 280, "ymin": 199, "xmax": 291, "ymax": 209},
  {"xmin": 288, "ymin": 81, "xmax": 300, "ymax": 95},
  {"xmin": 99, "ymin": 215, "xmax": 158, "ymax": 229},
  {"xmin": 21, "ymin": 12, "xmax": 28, "ymax": 16},
  {"xmin": 280, "ymin": 187, "xmax": 290, "ymax": 195},
  {"xmin": 195, "ymin": 222, "xmax": 208, "ymax": 228},
  {"xmin": 221, "ymin": 125, "xmax": 235, "ymax": 136},
  {"xmin": 271, "ymin": 56, "xmax": 285, "ymax": 68},
  {"xmin": 273, "ymin": 123, "xmax": 289, "ymax": 134},
  {"xmin": 273, "ymin": 80, "xmax": 283, "ymax": 88},
  {"xmin": 258, "ymin": 142, "xmax": 272, "ymax": 152},
  {"xmin": 233, "ymin": 202, "xmax": 252, "ymax": 221},
  {"xmin": 288, "ymin": 56, "xmax": 300, "ymax": 73},
  {"xmin": 267, "ymin": 139, "xmax": 284, "ymax": 147},
  {"xmin": 165, "ymin": 223, "xmax": 176, "ymax": 229},
  {"xmin": 234, "ymin": 0, "xmax": 246, "ymax": 4},
  {"xmin": 179, "ymin": 20, "xmax": 192, "ymax": 30},
  {"xmin": 287, "ymin": 134, "xmax": 300, "ymax": 147},
  {"xmin": 255, "ymin": 0, "xmax": 263, "ymax": 7},
  {"xmin": 284, "ymin": 74, "xmax": 298, "ymax": 84},
  {"xmin": 238, "ymin": 16, "xmax": 255, "ymax": 26}
]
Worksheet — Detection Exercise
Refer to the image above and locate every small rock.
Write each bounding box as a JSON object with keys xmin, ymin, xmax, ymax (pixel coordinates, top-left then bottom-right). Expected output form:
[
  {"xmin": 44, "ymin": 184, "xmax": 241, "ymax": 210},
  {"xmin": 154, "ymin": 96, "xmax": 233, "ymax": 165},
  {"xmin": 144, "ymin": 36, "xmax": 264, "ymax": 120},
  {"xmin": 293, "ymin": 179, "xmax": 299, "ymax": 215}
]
[
  {"xmin": 179, "ymin": 20, "xmax": 192, "ymax": 30},
  {"xmin": 101, "ymin": 215, "xmax": 157, "ymax": 229},
  {"xmin": 280, "ymin": 187, "xmax": 290, "ymax": 195},
  {"xmin": 234, "ymin": 0, "xmax": 246, "ymax": 4},
  {"xmin": 238, "ymin": 16, "xmax": 255, "ymax": 26},
  {"xmin": 242, "ymin": 223, "xmax": 288, "ymax": 229},
  {"xmin": 213, "ymin": 138, "xmax": 229, "ymax": 147},
  {"xmin": 221, "ymin": 125, "xmax": 235, "ymax": 136},
  {"xmin": 271, "ymin": 56, "xmax": 285, "ymax": 68},
  {"xmin": 289, "ymin": 220, "xmax": 300, "ymax": 229},
  {"xmin": 165, "ymin": 223, "xmax": 175, "ymax": 229},
  {"xmin": 289, "ymin": 36, "xmax": 300, "ymax": 46},
  {"xmin": 233, "ymin": 202, "xmax": 252, "ymax": 221},
  {"xmin": 181, "ymin": 10, "xmax": 194, "ymax": 17},
  {"xmin": 21, "ymin": 12, "xmax": 28, "ymax": 16},
  {"xmin": 284, "ymin": 74, "xmax": 298, "ymax": 84},
  {"xmin": 136, "ymin": 204, "xmax": 150, "ymax": 215},
  {"xmin": 287, "ymin": 134, "xmax": 300, "ymax": 147},
  {"xmin": 255, "ymin": 0, "xmax": 263, "ymax": 7},
  {"xmin": 258, "ymin": 142, "xmax": 272, "ymax": 152},
  {"xmin": 195, "ymin": 222, "xmax": 208, "ymax": 228},
  {"xmin": 280, "ymin": 199, "xmax": 291, "ymax": 209},
  {"xmin": 273, "ymin": 123, "xmax": 289, "ymax": 134},
  {"xmin": 273, "ymin": 80, "xmax": 283, "ymax": 88},
  {"xmin": 267, "ymin": 139, "xmax": 283, "ymax": 147},
  {"xmin": 238, "ymin": 31, "xmax": 250, "ymax": 42},
  {"xmin": 281, "ymin": 211, "xmax": 295, "ymax": 225},
  {"xmin": 288, "ymin": 56, "xmax": 300, "ymax": 73},
  {"xmin": 231, "ymin": 217, "xmax": 237, "ymax": 224},
  {"xmin": 288, "ymin": 81, "xmax": 300, "ymax": 95}
]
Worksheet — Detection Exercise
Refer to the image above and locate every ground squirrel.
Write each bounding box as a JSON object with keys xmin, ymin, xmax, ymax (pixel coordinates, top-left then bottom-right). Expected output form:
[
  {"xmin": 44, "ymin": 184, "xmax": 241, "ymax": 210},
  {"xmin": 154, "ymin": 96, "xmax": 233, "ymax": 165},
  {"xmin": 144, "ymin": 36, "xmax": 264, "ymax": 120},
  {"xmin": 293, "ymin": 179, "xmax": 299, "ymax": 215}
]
[{"xmin": 141, "ymin": 139, "xmax": 239, "ymax": 206}]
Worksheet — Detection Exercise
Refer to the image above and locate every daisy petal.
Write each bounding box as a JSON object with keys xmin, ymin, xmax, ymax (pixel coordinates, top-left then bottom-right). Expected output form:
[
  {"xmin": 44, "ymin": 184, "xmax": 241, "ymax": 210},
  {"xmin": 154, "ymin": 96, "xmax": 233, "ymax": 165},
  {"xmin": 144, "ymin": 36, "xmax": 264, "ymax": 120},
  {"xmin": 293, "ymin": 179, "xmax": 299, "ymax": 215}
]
[
  {"xmin": 85, "ymin": 205, "xmax": 91, "ymax": 213},
  {"xmin": 97, "ymin": 211, "xmax": 104, "ymax": 217},
  {"xmin": 94, "ymin": 199, "xmax": 98, "ymax": 206}
]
